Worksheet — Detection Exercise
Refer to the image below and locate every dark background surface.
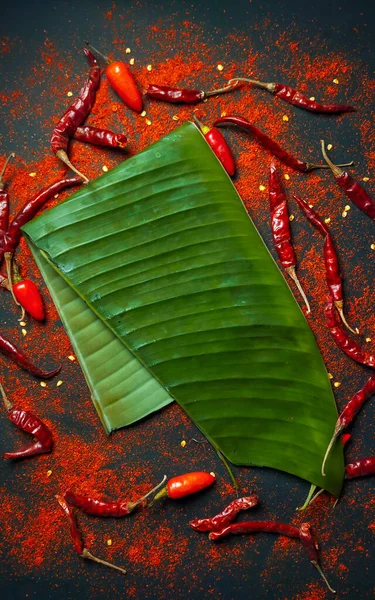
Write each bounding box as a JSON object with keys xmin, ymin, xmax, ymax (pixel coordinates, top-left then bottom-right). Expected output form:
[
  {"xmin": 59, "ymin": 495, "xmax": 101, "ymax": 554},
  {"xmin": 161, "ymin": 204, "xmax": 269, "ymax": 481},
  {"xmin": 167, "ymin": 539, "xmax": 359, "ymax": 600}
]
[{"xmin": 1, "ymin": 1, "xmax": 375, "ymax": 599}]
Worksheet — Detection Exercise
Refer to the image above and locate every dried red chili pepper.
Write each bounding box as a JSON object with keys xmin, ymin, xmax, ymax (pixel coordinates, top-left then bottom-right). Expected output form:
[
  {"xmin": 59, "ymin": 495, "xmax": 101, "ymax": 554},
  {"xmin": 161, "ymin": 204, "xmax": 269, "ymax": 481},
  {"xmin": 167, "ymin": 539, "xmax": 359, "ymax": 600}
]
[
  {"xmin": 151, "ymin": 471, "xmax": 215, "ymax": 503},
  {"xmin": 50, "ymin": 48, "xmax": 100, "ymax": 182},
  {"xmin": 0, "ymin": 334, "xmax": 61, "ymax": 378},
  {"xmin": 0, "ymin": 383, "xmax": 53, "ymax": 460},
  {"xmin": 0, "ymin": 153, "xmax": 15, "ymax": 264},
  {"xmin": 208, "ymin": 520, "xmax": 300, "ymax": 541},
  {"xmin": 299, "ymin": 523, "xmax": 336, "ymax": 593},
  {"xmin": 190, "ymin": 494, "xmax": 258, "ymax": 532},
  {"xmin": 325, "ymin": 296, "xmax": 375, "ymax": 368},
  {"xmin": 321, "ymin": 376, "xmax": 375, "ymax": 476},
  {"xmin": 345, "ymin": 457, "xmax": 375, "ymax": 479},
  {"xmin": 64, "ymin": 475, "xmax": 167, "ymax": 517},
  {"xmin": 214, "ymin": 116, "xmax": 353, "ymax": 172},
  {"xmin": 73, "ymin": 126, "xmax": 127, "ymax": 149},
  {"xmin": 85, "ymin": 41, "xmax": 142, "ymax": 112},
  {"xmin": 269, "ymin": 161, "xmax": 310, "ymax": 313},
  {"xmin": 145, "ymin": 81, "xmax": 238, "ymax": 104},
  {"xmin": 229, "ymin": 77, "xmax": 355, "ymax": 114},
  {"xmin": 56, "ymin": 495, "xmax": 126, "ymax": 574},
  {"xmin": 193, "ymin": 115, "xmax": 236, "ymax": 176},
  {"xmin": 294, "ymin": 194, "xmax": 356, "ymax": 333},
  {"xmin": 321, "ymin": 140, "xmax": 375, "ymax": 220}
]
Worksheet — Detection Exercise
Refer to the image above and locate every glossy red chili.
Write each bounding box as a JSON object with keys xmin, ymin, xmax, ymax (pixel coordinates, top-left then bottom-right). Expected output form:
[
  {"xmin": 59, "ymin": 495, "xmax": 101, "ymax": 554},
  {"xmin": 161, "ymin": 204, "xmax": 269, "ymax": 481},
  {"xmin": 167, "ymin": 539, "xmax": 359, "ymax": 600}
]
[
  {"xmin": 145, "ymin": 81, "xmax": 238, "ymax": 104},
  {"xmin": 194, "ymin": 116, "xmax": 236, "ymax": 176},
  {"xmin": 73, "ymin": 126, "xmax": 127, "ymax": 149},
  {"xmin": 345, "ymin": 457, "xmax": 375, "ymax": 479},
  {"xmin": 12, "ymin": 278, "xmax": 45, "ymax": 321},
  {"xmin": 190, "ymin": 494, "xmax": 258, "ymax": 532},
  {"xmin": 230, "ymin": 77, "xmax": 355, "ymax": 114},
  {"xmin": 151, "ymin": 471, "xmax": 215, "ymax": 503},
  {"xmin": 0, "ymin": 334, "xmax": 61, "ymax": 378}
]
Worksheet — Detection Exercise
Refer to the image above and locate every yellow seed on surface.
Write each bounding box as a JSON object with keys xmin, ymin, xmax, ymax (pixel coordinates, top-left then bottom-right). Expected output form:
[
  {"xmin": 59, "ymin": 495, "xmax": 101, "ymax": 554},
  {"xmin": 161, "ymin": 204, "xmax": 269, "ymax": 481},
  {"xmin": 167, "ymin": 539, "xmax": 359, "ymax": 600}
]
[
  {"xmin": 129, "ymin": 58, "xmax": 135, "ymax": 65},
  {"xmin": 210, "ymin": 472, "xmax": 216, "ymax": 478},
  {"xmin": 180, "ymin": 440, "xmax": 186, "ymax": 448},
  {"xmin": 334, "ymin": 381, "xmax": 341, "ymax": 388},
  {"xmin": 342, "ymin": 210, "xmax": 347, "ymax": 218},
  {"xmin": 309, "ymin": 96, "xmax": 315, "ymax": 101},
  {"xmin": 107, "ymin": 539, "xmax": 113, "ymax": 546},
  {"xmin": 328, "ymin": 373, "xmax": 333, "ymax": 379},
  {"xmin": 68, "ymin": 355, "xmax": 76, "ymax": 361},
  {"xmin": 102, "ymin": 165, "xmax": 108, "ymax": 172},
  {"xmin": 21, "ymin": 329, "xmax": 27, "ymax": 336},
  {"xmin": 19, "ymin": 321, "xmax": 26, "ymax": 327},
  {"xmin": 344, "ymin": 205, "xmax": 351, "ymax": 211},
  {"xmin": 289, "ymin": 214, "xmax": 295, "ymax": 221},
  {"xmin": 47, "ymin": 470, "xmax": 52, "ymax": 477},
  {"xmin": 125, "ymin": 48, "xmax": 131, "ymax": 54},
  {"xmin": 54, "ymin": 194, "xmax": 59, "ymax": 199},
  {"xmin": 145, "ymin": 119, "xmax": 152, "ymax": 126},
  {"xmin": 366, "ymin": 337, "xmax": 372, "ymax": 343},
  {"xmin": 67, "ymin": 91, "xmax": 73, "ymax": 97},
  {"xmin": 308, "ymin": 204, "xmax": 314, "ymax": 208},
  {"xmin": 371, "ymin": 243, "xmax": 375, "ymax": 250},
  {"xmin": 282, "ymin": 115, "xmax": 289, "ymax": 122},
  {"xmin": 56, "ymin": 380, "xmax": 63, "ymax": 387},
  {"xmin": 172, "ymin": 115, "xmax": 179, "ymax": 121},
  {"xmin": 221, "ymin": 111, "xmax": 227, "ymax": 117},
  {"xmin": 147, "ymin": 64, "xmax": 152, "ymax": 71},
  {"xmin": 332, "ymin": 79, "xmax": 339, "ymax": 84},
  {"xmin": 284, "ymin": 174, "xmax": 290, "ymax": 180},
  {"xmin": 217, "ymin": 64, "xmax": 224, "ymax": 71},
  {"xmin": 363, "ymin": 177, "xmax": 370, "ymax": 182},
  {"xmin": 141, "ymin": 110, "xmax": 147, "ymax": 117},
  {"xmin": 29, "ymin": 172, "xmax": 37, "ymax": 177},
  {"xmin": 40, "ymin": 382, "xmax": 47, "ymax": 388},
  {"xmin": 259, "ymin": 185, "xmax": 266, "ymax": 191},
  {"xmin": 324, "ymin": 217, "xmax": 331, "ymax": 224},
  {"xmin": 327, "ymin": 144, "xmax": 333, "ymax": 151}
]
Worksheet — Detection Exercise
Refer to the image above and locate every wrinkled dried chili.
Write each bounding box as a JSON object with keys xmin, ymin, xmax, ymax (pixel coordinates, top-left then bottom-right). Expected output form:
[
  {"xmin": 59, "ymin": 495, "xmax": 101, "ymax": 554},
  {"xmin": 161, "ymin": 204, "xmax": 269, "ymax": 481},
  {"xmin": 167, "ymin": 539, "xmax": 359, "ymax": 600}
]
[
  {"xmin": 345, "ymin": 457, "xmax": 375, "ymax": 479},
  {"xmin": 0, "ymin": 153, "xmax": 14, "ymax": 264},
  {"xmin": 0, "ymin": 334, "xmax": 61, "ymax": 378},
  {"xmin": 190, "ymin": 494, "xmax": 259, "ymax": 532},
  {"xmin": 73, "ymin": 126, "xmax": 127, "ymax": 149},
  {"xmin": 299, "ymin": 522, "xmax": 336, "ymax": 593},
  {"xmin": 145, "ymin": 81, "xmax": 238, "ymax": 104},
  {"xmin": 208, "ymin": 520, "xmax": 300, "ymax": 540}
]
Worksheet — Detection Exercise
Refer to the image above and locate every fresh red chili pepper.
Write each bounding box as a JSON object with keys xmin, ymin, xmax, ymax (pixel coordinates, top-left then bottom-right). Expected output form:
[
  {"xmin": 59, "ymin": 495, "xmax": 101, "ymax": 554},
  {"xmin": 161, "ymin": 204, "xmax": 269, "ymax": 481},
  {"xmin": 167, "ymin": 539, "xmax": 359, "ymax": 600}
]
[
  {"xmin": 0, "ymin": 153, "xmax": 14, "ymax": 264},
  {"xmin": 56, "ymin": 495, "xmax": 126, "ymax": 573},
  {"xmin": 73, "ymin": 126, "xmax": 127, "ymax": 149},
  {"xmin": 0, "ymin": 334, "xmax": 61, "ymax": 378},
  {"xmin": 208, "ymin": 520, "xmax": 300, "ymax": 541},
  {"xmin": 151, "ymin": 471, "xmax": 216, "ymax": 503},
  {"xmin": 85, "ymin": 41, "xmax": 142, "ymax": 112},
  {"xmin": 64, "ymin": 475, "xmax": 167, "ymax": 517},
  {"xmin": 269, "ymin": 161, "xmax": 310, "ymax": 313},
  {"xmin": 294, "ymin": 194, "xmax": 357, "ymax": 333},
  {"xmin": 0, "ymin": 383, "xmax": 53, "ymax": 460},
  {"xmin": 325, "ymin": 296, "xmax": 375, "ymax": 368},
  {"xmin": 229, "ymin": 77, "xmax": 355, "ymax": 114},
  {"xmin": 321, "ymin": 140, "xmax": 375, "ymax": 220},
  {"xmin": 299, "ymin": 523, "xmax": 336, "ymax": 593},
  {"xmin": 321, "ymin": 376, "xmax": 375, "ymax": 476},
  {"xmin": 193, "ymin": 115, "xmax": 236, "ymax": 176},
  {"xmin": 214, "ymin": 115, "xmax": 353, "ymax": 172},
  {"xmin": 190, "ymin": 494, "xmax": 259, "ymax": 532},
  {"xmin": 145, "ymin": 81, "xmax": 238, "ymax": 104},
  {"xmin": 345, "ymin": 457, "xmax": 375, "ymax": 479},
  {"xmin": 50, "ymin": 48, "xmax": 100, "ymax": 182},
  {"xmin": 11, "ymin": 272, "xmax": 45, "ymax": 322},
  {"xmin": 342, "ymin": 433, "xmax": 351, "ymax": 446}
]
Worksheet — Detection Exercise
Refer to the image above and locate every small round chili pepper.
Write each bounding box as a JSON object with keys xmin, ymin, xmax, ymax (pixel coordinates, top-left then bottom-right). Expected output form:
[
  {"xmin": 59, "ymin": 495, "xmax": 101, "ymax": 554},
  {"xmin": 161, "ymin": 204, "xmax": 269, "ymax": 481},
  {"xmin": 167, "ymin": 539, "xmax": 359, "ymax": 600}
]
[
  {"xmin": 269, "ymin": 161, "xmax": 310, "ymax": 313},
  {"xmin": 190, "ymin": 494, "xmax": 259, "ymax": 532},
  {"xmin": 56, "ymin": 495, "xmax": 126, "ymax": 574},
  {"xmin": 50, "ymin": 48, "xmax": 100, "ymax": 182},
  {"xmin": 151, "ymin": 471, "xmax": 216, "ymax": 503},
  {"xmin": 85, "ymin": 41, "xmax": 142, "ymax": 112},
  {"xmin": 0, "ymin": 383, "xmax": 53, "ymax": 460},
  {"xmin": 214, "ymin": 115, "xmax": 353, "ymax": 172},
  {"xmin": 0, "ymin": 334, "xmax": 61, "ymax": 378},
  {"xmin": 299, "ymin": 523, "xmax": 336, "ymax": 593},
  {"xmin": 345, "ymin": 457, "xmax": 375, "ymax": 479},
  {"xmin": 229, "ymin": 77, "xmax": 355, "ymax": 114},
  {"xmin": 64, "ymin": 475, "xmax": 167, "ymax": 517},
  {"xmin": 193, "ymin": 115, "xmax": 236, "ymax": 176},
  {"xmin": 325, "ymin": 296, "xmax": 375, "ymax": 369},
  {"xmin": 73, "ymin": 126, "xmax": 127, "ymax": 149},
  {"xmin": 208, "ymin": 520, "xmax": 300, "ymax": 541},
  {"xmin": 321, "ymin": 376, "xmax": 375, "ymax": 476},
  {"xmin": 321, "ymin": 140, "xmax": 375, "ymax": 220},
  {"xmin": 145, "ymin": 81, "xmax": 239, "ymax": 104},
  {"xmin": 294, "ymin": 194, "xmax": 357, "ymax": 333},
  {"xmin": 0, "ymin": 153, "xmax": 15, "ymax": 264},
  {"xmin": 6, "ymin": 261, "xmax": 45, "ymax": 321}
]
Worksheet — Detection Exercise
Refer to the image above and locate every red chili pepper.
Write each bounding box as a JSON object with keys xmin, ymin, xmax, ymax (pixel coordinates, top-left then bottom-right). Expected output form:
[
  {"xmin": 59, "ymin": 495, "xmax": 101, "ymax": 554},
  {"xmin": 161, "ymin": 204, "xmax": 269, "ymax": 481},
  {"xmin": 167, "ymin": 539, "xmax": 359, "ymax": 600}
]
[
  {"xmin": 321, "ymin": 376, "xmax": 375, "ymax": 476},
  {"xmin": 229, "ymin": 77, "xmax": 355, "ymax": 114},
  {"xmin": 269, "ymin": 161, "xmax": 310, "ymax": 313},
  {"xmin": 342, "ymin": 433, "xmax": 351, "ymax": 446},
  {"xmin": 325, "ymin": 296, "xmax": 375, "ymax": 369},
  {"xmin": 345, "ymin": 457, "xmax": 375, "ymax": 479},
  {"xmin": 214, "ymin": 115, "xmax": 353, "ymax": 172},
  {"xmin": 299, "ymin": 523, "xmax": 336, "ymax": 593},
  {"xmin": 64, "ymin": 475, "xmax": 167, "ymax": 517},
  {"xmin": 11, "ymin": 266, "xmax": 45, "ymax": 321},
  {"xmin": 85, "ymin": 41, "xmax": 142, "ymax": 112},
  {"xmin": 0, "ymin": 334, "xmax": 61, "ymax": 378},
  {"xmin": 208, "ymin": 520, "xmax": 300, "ymax": 541},
  {"xmin": 0, "ymin": 153, "xmax": 14, "ymax": 264},
  {"xmin": 193, "ymin": 115, "xmax": 236, "ymax": 176},
  {"xmin": 50, "ymin": 48, "xmax": 100, "ymax": 182},
  {"xmin": 294, "ymin": 194, "xmax": 357, "ymax": 333},
  {"xmin": 73, "ymin": 126, "xmax": 127, "ymax": 149},
  {"xmin": 321, "ymin": 140, "xmax": 375, "ymax": 220},
  {"xmin": 145, "ymin": 81, "xmax": 238, "ymax": 104},
  {"xmin": 1, "ymin": 383, "xmax": 53, "ymax": 460},
  {"xmin": 56, "ymin": 495, "xmax": 126, "ymax": 573},
  {"xmin": 190, "ymin": 494, "xmax": 259, "ymax": 532},
  {"xmin": 151, "ymin": 471, "xmax": 215, "ymax": 503}
]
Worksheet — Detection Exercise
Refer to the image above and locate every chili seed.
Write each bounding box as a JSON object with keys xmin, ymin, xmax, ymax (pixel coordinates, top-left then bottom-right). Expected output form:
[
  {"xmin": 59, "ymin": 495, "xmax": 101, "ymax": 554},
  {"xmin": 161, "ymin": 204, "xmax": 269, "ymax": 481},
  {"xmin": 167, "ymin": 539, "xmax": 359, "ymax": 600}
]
[
  {"xmin": 366, "ymin": 337, "xmax": 372, "ymax": 343},
  {"xmin": 282, "ymin": 115, "xmax": 289, "ymax": 122},
  {"xmin": 141, "ymin": 110, "xmax": 147, "ymax": 117},
  {"xmin": 334, "ymin": 381, "xmax": 341, "ymax": 388},
  {"xmin": 210, "ymin": 472, "xmax": 216, "ymax": 478},
  {"xmin": 324, "ymin": 217, "xmax": 331, "ymax": 224},
  {"xmin": 289, "ymin": 214, "xmax": 295, "ymax": 221},
  {"xmin": 172, "ymin": 115, "xmax": 179, "ymax": 121},
  {"xmin": 67, "ymin": 91, "xmax": 73, "ymax": 97},
  {"xmin": 309, "ymin": 96, "xmax": 315, "ymax": 101},
  {"xmin": 332, "ymin": 79, "xmax": 339, "ymax": 84},
  {"xmin": 308, "ymin": 204, "xmax": 314, "ymax": 208},
  {"xmin": 125, "ymin": 48, "xmax": 131, "ymax": 54},
  {"xmin": 129, "ymin": 58, "xmax": 135, "ymax": 65},
  {"xmin": 344, "ymin": 205, "xmax": 351, "ymax": 211},
  {"xmin": 107, "ymin": 539, "xmax": 113, "ymax": 546},
  {"xmin": 146, "ymin": 119, "xmax": 152, "ymax": 126},
  {"xmin": 19, "ymin": 321, "xmax": 26, "ymax": 327},
  {"xmin": 47, "ymin": 470, "xmax": 52, "ymax": 477},
  {"xmin": 147, "ymin": 64, "xmax": 152, "ymax": 71},
  {"xmin": 102, "ymin": 165, "xmax": 108, "ymax": 172},
  {"xmin": 29, "ymin": 172, "xmax": 37, "ymax": 177},
  {"xmin": 259, "ymin": 185, "xmax": 266, "ymax": 191},
  {"xmin": 54, "ymin": 194, "xmax": 59, "ymax": 199},
  {"xmin": 217, "ymin": 64, "xmax": 224, "ymax": 71},
  {"xmin": 284, "ymin": 174, "xmax": 290, "ymax": 180},
  {"xmin": 68, "ymin": 355, "xmax": 76, "ymax": 361},
  {"xmin": 180, "ymin": 440, "xmax": 186, "ymax": 448},
  {"xmin": 221, "ymin": 111, "xmax": 227, "ymax": 117},
  {"xmin": 342, "ymin": 210, "xmax": 348, "ymax": 218},
  {"xmin": 328, "ymin": 373, "xmax": 333, "ymax": 379},
  {"xmin": 327, "ymin": 144, "xmax": 333, "ymax": 151},
  {"xmin": 40, "ymin": 382, "xmax": 47, "ymax": 388},
  {"xmin": 56, "ymin": 380, "xmax": 63, "ymax": 387},
  {"xmin": 21, "ymin": 329, "xmax": 27, "ymax": 336},
  {"xmin": 363, "ymin": 177, "xmax": 370, "ymax": 182},
  {"xmin": 371, "ymin": 244, "xmax": 375, "ymax": 250}
]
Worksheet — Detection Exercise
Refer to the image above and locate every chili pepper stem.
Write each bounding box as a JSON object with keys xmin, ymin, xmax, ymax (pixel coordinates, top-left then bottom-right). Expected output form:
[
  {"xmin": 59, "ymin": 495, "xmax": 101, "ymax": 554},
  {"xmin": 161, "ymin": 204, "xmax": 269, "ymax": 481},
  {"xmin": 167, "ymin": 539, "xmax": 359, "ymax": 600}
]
[
  {"xmin": 334, "ymin": 300, "xmax": 359, "ymax": 334},
  {"xmin": 322, "ymin": 422, "xmax": 342, "ymax": 476},
  {"xmin": 285, "ymin": 266, "xmax": 311, "ymax": 314},
  {"xmin": 308, "ymin": 488, "xmax": 325, "ymax": 505},
  {"xmin": 148, "ymin": 486, "xmax": 168, "ymax": 505},
  {"xmin": 321, "ymin": 140, "xmax": 344, "ymax": 178},
  {"xmin": 0, "ymin": 382, "xmax": 13, "ymax": 411},
  {"xmin": 4, "ymin": 252, "xmax": 25, "ymax": 321},
  {"xmin": 192, "ymin": 114, "xmax": 205, "ymax": 131},
  {"xmin": 228, "ymin": 77, "xmax": 275, "ymax": 93},
  {"xmin": 0, "ymin": 152, "xmax": 15, "ymax": 190},
  {"xmin": 311, "ymin": 561, "xmax": 336, "ymax": 594},
  {"xmin": 129, "ymin": 474, "xmax": 168, "ymax": 509},
  {"xmin": 296, "ymin": 483, "xmax": 316, "ymax": 511},
  {"xmin": 56, "ymin": 150, "xmax": 89, "ymax": 183},
  {"xmin": 84, "ymin": 41, "xmax": 110, "ymax": 65},
  {"xmin": 217, "ymin": 449, "xmax": 239, "ymax": 494},
  {"xmin": 81, "ymin": 548, "xmax": 126, "ymax": 574},
  {"xmin": 305, "ymin": 161, "xmax": 353, "ymax": 172},
  {"xmin": 204, "ymin": 81, "xmax": 239, "ymax": 98}
]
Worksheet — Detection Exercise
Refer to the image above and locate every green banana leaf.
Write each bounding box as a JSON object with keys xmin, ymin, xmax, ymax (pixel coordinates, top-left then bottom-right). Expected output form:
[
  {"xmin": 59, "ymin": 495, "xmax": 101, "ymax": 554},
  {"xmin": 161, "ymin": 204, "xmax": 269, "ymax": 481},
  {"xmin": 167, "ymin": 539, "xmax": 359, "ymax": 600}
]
[{"xmin": 23, "ymin": 122, "xmax": 343, "ymax": 496}]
